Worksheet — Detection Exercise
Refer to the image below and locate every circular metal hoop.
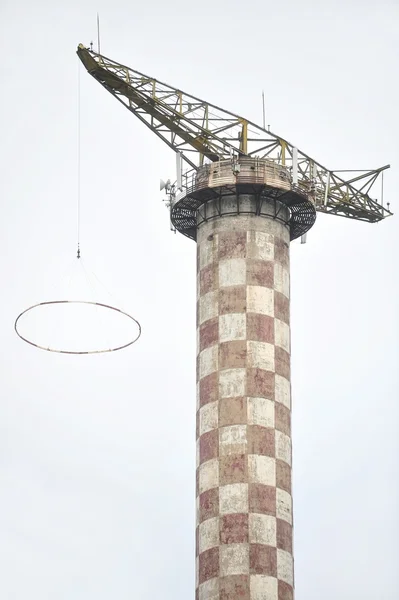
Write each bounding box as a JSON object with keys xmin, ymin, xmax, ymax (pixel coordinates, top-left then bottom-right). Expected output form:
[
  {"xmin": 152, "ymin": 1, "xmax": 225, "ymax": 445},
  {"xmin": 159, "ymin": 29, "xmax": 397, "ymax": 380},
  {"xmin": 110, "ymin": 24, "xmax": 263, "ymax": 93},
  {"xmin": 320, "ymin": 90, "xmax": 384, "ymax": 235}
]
[{"xmin": 14, "ymin": 300, "xmax": 141, "ymax": 355}]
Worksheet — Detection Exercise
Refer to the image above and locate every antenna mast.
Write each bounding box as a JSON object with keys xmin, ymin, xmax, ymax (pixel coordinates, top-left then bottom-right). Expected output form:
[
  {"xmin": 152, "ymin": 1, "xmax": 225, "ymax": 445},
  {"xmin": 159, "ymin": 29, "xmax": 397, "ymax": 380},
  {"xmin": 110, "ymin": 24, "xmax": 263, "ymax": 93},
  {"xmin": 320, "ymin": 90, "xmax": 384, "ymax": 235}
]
[
  {"xmin": 262, "ymin": 90, "xmax": 266, "ymax": 129},
  {"xmin": 97, "ymin": 13, "xmax": 101, "ymax": 55}
]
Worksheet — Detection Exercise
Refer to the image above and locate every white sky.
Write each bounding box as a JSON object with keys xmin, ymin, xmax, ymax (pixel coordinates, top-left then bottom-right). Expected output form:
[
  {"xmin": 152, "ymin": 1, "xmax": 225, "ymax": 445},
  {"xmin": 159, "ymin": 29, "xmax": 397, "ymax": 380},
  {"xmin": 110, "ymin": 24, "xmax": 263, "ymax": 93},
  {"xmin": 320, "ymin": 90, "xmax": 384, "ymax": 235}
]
[{"xmin": 0, "ymin": 1, "xmax": 398, "ymax": 598}]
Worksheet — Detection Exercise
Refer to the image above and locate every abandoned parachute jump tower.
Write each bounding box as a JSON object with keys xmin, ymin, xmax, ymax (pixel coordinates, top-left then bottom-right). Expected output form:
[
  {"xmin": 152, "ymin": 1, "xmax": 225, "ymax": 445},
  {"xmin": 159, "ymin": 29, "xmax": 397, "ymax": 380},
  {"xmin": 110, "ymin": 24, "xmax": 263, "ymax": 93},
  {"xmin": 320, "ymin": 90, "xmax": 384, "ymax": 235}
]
[{"xmin": 77, "ymin": 44, "xmax": 391, "ymax": 600}]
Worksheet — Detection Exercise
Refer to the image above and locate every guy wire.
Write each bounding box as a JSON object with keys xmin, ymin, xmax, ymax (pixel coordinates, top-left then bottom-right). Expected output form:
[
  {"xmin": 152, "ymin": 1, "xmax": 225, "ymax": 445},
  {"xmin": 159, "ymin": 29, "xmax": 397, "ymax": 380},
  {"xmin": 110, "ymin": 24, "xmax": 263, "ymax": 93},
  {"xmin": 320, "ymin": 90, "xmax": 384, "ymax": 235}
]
[{"xmin": 77, "ymin": 63, "xmax": 81, "ymax": 259}]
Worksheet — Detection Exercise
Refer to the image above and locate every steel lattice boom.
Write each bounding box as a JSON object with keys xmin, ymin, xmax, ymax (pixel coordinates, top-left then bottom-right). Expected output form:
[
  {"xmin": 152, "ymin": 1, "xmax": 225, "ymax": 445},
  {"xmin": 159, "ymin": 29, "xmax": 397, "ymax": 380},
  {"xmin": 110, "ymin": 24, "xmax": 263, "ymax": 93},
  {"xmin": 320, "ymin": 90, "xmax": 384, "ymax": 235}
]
[{"xmin": 77, "ymin": 44, "xmax": 391, "ymax": 224}]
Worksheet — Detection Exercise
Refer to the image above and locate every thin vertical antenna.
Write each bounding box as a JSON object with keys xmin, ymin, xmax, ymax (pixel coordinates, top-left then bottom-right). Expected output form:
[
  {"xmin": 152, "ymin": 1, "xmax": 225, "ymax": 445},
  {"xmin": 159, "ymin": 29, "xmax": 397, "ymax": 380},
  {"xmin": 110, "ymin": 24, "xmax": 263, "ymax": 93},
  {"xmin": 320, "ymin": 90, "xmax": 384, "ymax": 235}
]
[
  {"xmin": 97, "ymin": 13, "xmax": 101, "ymax": 55},
  {"xmin": 76, "ymin": 64, "xmax": 81, "ymax": 259},
  {"xmin": 176, "ymin": 152, "xmax": 182, "ymax": 190},
  {"xmin": 262, "ymin": 90, "xmax": 266, "ymax": 130},
  {"xmin": 292, "ymin": 147, "xmax": 298, "ymax": 185}
]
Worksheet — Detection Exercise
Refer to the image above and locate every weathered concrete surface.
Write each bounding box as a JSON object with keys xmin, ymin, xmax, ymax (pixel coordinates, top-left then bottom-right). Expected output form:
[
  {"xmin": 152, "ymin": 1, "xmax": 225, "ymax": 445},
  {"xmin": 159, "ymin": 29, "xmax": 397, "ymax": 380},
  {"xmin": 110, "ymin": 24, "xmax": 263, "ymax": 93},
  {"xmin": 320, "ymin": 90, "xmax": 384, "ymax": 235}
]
[{"xmin": 196, "ymin": 198, "xmax": 293, "ymax": 600}]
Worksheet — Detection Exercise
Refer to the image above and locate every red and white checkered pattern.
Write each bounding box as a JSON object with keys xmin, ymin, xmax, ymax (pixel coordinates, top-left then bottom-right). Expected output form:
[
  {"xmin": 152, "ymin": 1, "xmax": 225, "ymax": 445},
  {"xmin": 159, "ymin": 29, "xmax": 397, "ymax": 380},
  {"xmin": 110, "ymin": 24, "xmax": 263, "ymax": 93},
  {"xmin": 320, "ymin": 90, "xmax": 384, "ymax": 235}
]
[{"xmin": 196, "ymin": 220, "xmax": 293, "ymax": 600}]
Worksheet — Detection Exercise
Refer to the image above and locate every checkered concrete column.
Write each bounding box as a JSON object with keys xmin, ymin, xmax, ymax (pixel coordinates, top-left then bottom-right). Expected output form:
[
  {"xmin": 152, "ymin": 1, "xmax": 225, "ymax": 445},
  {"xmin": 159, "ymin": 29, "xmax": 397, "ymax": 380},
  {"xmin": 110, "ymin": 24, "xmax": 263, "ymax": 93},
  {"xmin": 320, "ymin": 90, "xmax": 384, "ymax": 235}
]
[{"xmin": 195, "ymin": 206, "xmax": 293, "ymax": 600}]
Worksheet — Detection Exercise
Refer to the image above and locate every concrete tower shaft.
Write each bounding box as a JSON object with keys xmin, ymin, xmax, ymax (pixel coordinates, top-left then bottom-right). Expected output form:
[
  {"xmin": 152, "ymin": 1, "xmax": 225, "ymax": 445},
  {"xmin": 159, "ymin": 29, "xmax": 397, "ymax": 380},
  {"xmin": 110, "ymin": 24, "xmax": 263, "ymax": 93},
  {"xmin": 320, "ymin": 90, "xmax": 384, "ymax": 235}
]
[{"xmin": 196, "ymin": 197, "xmax": 293, "ymax": 600}]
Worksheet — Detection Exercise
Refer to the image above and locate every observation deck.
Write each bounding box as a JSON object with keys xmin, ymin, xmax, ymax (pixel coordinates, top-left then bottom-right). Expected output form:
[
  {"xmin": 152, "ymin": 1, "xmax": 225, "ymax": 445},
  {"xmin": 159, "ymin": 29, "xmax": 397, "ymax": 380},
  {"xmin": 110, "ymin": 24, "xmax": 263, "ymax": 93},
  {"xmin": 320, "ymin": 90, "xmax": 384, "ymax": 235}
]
[{"xmin": 170, "ymin": 157, "xmax": 317, "ymax": 241}]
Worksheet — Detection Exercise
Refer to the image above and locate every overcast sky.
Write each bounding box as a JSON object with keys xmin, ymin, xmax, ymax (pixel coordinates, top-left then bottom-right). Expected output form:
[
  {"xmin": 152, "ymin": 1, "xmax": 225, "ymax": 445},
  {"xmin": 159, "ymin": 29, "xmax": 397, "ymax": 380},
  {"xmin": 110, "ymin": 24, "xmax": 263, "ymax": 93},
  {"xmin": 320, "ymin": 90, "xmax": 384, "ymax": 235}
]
[{"xmin": 1, "ymin": 1, "xmax": 398, "ymax": 598}]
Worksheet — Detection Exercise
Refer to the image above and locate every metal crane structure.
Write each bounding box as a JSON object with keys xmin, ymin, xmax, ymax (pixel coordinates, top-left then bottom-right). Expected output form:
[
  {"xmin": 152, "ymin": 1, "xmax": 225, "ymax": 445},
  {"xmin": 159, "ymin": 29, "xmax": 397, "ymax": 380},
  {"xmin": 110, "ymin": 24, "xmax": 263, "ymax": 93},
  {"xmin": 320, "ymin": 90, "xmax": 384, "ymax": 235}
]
[{"xmin": 77, "ymin": 43, "xmax": 391, "ymax": 600}]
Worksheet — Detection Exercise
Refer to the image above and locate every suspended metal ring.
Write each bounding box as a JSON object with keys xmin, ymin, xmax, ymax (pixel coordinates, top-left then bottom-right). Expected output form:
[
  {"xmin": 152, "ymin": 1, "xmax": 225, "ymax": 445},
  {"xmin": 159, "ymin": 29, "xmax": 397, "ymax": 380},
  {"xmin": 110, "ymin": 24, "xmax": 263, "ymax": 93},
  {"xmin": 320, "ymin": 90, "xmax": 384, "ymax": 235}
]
[{"xmin": 14, "ymin": 300, "xmax": 141, "ymax": 355}]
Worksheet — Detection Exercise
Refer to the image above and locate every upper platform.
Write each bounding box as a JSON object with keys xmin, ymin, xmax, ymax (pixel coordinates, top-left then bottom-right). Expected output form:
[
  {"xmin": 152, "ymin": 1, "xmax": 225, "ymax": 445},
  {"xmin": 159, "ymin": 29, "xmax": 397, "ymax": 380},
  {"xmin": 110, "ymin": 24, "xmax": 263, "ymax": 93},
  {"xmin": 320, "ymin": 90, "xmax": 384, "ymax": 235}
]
[{"xmin": 170, "ymin": 158, "xmax": 317, "ymax": 241}]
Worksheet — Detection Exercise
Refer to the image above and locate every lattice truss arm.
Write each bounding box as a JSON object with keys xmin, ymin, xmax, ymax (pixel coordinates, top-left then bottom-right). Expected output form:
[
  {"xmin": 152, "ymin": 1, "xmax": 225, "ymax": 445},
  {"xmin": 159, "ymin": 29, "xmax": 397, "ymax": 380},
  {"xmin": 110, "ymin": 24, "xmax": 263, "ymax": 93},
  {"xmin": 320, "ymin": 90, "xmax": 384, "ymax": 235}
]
[{"xmin": 77, "ymin": 44, "xmax": 391, "ymax": 223}]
